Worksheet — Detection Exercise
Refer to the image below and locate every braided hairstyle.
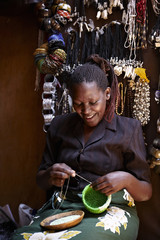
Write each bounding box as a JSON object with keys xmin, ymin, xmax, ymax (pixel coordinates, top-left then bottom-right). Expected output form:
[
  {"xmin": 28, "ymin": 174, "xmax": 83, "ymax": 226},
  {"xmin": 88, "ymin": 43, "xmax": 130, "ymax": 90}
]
[{"xmin": 69, "ymin": 54, "xmax": 119, "ymax": 122}]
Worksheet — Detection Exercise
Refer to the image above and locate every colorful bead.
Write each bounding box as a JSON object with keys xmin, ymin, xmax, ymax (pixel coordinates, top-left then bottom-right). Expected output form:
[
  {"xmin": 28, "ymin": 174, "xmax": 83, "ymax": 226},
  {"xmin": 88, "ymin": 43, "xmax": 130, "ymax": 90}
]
[
  {"xmin": 57, "ymin": 10, "xmax": 70, "ymax": 19},
  {"xmin": 57, "ymin": 3, "xmax": 71, "ymax": 14}
]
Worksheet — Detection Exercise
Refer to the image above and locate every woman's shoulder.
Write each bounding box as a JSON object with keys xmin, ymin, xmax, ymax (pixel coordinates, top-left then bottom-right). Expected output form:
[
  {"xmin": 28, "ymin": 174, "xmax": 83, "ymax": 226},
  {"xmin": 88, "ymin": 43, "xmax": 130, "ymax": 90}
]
[
  {"xmin": 55, "ymin": 112, "xmax": 79, "ymax": 123},
  {"xmin": 115, "ymin": 114, "xmax": 141, "ymax": 130},
  {"xmin": 48, "ymin": 112, "xmax": 80, "ymax": 132}
]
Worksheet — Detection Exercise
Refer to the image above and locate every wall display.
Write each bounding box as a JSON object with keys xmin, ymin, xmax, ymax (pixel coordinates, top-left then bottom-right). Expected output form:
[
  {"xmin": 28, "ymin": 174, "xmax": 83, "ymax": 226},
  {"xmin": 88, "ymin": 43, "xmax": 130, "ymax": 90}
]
[{"xmin": 33, "ymin": 0, "xmax": 159, "ymax": 132}]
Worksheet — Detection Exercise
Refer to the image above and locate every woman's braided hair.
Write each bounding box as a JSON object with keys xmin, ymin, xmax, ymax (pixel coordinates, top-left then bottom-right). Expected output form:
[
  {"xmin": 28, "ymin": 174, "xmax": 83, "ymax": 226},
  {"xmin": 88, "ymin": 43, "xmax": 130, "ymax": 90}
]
[{"xmin": 70, "ymin": 54, "xmax": 119, "ymax": 122}]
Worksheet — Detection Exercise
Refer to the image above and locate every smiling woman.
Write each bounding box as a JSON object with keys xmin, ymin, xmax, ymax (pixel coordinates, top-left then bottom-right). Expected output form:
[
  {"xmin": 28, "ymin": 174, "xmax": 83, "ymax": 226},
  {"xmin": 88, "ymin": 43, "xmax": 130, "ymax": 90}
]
[{"xmin": 12, "ymin": 55, "xmax": 152, "ymax": 240}]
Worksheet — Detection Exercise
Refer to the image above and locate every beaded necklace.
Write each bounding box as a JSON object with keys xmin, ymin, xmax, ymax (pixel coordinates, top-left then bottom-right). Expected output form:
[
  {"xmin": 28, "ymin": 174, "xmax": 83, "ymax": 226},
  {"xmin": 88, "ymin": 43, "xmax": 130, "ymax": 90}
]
[
  {"xmin": 123, "ymin": 0, "xmax": 137, "ymax": 60},
  {"xmin": 115, "ymin": 82, "xmax": 124, "ymax": 116}
]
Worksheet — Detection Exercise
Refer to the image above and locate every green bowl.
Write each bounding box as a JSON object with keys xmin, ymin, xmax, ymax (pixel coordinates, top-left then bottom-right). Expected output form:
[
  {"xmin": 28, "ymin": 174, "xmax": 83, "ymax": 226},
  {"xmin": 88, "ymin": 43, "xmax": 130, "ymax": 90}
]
[{"xmin": 82, "ymin": 184, "xmax": 111, "ymax": 214}]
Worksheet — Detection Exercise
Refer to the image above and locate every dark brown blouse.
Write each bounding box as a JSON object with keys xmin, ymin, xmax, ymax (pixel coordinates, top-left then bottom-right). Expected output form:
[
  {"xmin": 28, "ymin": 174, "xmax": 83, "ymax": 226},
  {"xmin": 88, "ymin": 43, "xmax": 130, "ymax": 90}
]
[{"xmin": 39, "ymin": 112, "xmax": 151, "ymax": 191}]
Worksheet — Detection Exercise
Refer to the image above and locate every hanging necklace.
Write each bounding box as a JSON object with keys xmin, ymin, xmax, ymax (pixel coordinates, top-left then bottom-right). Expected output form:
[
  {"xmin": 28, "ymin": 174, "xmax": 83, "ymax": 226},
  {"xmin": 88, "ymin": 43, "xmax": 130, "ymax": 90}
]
[
  {"xmin": 132, "ymin": 77, "xmax": 150, "ymax": 126},
  {"xmin": 115, "ymin": 82, "xmax": 126, "ymax": 116},
  {"xmin": 123, "ymin": 0, "xmax": 137, "ymax": 60}
]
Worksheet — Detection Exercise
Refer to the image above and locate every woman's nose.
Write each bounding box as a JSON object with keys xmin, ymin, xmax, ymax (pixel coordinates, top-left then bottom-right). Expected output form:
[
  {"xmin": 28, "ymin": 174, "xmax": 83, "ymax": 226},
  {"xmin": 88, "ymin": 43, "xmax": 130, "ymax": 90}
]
[{"xmin": 82, "ymin": 104, "xmax": 91, "ymax": 114}]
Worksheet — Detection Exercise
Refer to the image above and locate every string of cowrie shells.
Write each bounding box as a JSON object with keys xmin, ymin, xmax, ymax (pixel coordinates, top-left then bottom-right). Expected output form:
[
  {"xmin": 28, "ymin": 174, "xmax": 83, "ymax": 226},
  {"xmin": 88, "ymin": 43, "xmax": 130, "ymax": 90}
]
[{"xmin": 132, "ymin": 78, "xmax": 150, "ymax": 126}]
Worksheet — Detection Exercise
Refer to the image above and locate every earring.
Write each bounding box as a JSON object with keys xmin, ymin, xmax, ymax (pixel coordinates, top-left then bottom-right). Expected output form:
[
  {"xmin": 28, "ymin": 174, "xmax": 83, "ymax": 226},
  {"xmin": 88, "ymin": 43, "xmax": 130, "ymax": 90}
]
[{"xmin": 107, "ymin": 94, "xmax": 110, "ymax": 100}]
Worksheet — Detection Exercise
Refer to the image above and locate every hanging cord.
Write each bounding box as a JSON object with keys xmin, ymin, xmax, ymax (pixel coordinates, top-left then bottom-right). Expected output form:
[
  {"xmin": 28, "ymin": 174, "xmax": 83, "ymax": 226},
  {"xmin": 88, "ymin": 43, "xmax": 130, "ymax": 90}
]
[
  {"xmin": 91, "ymin": 30, "xmax": 96, "ymax": 55},
  {"xmin": 73, "ymin": 30, "xmax": 80, "ymax": 66},
  {"xmin": 66, "ymin": 31, "xmax": 72, "ymax": 67},
  {"xmin": 81, "ymin": 30, "xmax": 92, "ymax": 63},
  {"xmin": 117, "ymin": 23, "xmax": 125, "ymax": 60},
  {"xmin": 111, "ymin": 23, "xmax": 122, "ymax": 59},
  {"xmin": 99, "ymin": 27, "xmax": 107, "ymax": 59},
  {"xmin": 99, "ymin": 31, "xmax": 105, "ymax": 58},
  {"xmin": 66, "ymin": 29, "xmax": 80, "ymax": 68},
  {"xmin": 80, "ymin": 30, "xmax": 87, "ymax": 64},
  {"xmin": 103, "ymin": 25, "xmax": 113, "ymax": 60},
  {"xmin": 81, "ymin": 0, "xmax": 86, "ymax": 18},
  {"xmin": 51, "ymin": 177, "xmax": 70, "ymax": 212}
]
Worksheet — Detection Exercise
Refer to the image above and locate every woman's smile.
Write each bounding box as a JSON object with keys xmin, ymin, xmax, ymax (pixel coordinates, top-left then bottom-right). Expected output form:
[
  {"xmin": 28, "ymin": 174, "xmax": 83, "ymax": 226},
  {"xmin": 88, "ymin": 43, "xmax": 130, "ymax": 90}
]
[{"xmin": 83, "ymin": 113, "xmax": 97, "ymax": 123}]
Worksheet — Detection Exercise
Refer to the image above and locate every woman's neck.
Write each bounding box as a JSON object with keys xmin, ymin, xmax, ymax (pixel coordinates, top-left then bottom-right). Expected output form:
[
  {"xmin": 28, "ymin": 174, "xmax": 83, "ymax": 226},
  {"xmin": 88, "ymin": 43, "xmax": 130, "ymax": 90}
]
[{"xmin": 83, "ymin": 125, "xmax": 96, "ymax": 143}]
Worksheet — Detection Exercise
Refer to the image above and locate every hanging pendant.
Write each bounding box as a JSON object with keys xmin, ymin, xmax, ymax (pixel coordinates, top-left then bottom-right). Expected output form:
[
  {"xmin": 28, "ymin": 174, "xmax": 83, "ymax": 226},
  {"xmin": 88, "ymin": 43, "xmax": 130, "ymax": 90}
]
[{"xmin": 96, "ymin": 10, "xmax": 102, "ymax": 19}]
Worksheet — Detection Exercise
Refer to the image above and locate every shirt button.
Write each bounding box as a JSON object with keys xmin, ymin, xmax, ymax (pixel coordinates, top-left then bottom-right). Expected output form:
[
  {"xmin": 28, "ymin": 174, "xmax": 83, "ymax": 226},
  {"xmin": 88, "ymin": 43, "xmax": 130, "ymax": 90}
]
[{"xmin": 79, "ymin": 149, "xmax": 84, "ymax": 154}]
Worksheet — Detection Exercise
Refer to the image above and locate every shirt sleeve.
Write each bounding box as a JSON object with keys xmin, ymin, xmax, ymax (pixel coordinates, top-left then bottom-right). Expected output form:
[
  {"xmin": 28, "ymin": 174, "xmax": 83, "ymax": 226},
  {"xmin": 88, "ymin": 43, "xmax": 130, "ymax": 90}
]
[{"xmin": 123, "ymin": 120, "xmax": 151, "ymax": 183}]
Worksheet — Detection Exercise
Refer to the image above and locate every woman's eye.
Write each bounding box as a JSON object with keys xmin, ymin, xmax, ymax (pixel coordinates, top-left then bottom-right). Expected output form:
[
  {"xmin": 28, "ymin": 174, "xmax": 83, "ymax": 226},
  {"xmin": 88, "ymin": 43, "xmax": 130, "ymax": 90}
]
[
  {"xmin": 90, "ymin": 101, "xmax": 97, "ymax": 105},
  {"xmin": 74, "ymin": 102, "xmax": 82, "ymax": 107}
]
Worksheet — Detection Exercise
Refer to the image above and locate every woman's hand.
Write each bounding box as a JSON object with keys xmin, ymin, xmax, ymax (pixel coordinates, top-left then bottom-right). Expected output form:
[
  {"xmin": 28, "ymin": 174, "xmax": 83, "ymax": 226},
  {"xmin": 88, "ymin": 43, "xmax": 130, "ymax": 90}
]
[
  {"xmin": 91, "ymin": 171, "xmax": 152, "ymax": 201},
  {"xmin": 36, "ymin": 163, "xmax": 75, "ymax": 190},
  {"xmin": 91, "ymin": 171, "xmax": 127, "ymax": 196},
  {"xmin": 47, "ymin": 163, "xmax": 76, "ymax": 187}
]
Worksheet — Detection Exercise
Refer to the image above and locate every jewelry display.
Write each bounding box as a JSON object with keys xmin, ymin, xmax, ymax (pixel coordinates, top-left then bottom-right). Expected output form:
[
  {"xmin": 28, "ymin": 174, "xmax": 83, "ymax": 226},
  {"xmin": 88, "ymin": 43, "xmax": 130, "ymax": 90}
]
[
  {"xmin": 42, "ymin": 74, "xmax": 59, "ymax": 132},
  {"xmin": 33, "ymin": 0, "xmax": 155, "ymax": 131},
  {"xmin": 132, "ymin": 68, "xmax": 150, "ymax": 126},
  {"xmin": 123, "ymin": 0, "xmax": 148, "ymax": 58},
  {"xmin": 34, "ymin": 0, "xmax": 71, "ymax": 78},
  {"xmin": 34, "ymin": 1, "xmax": 72, "ymax": 131},
  {"xmin": 42, "ymin": 74, "xmax": 72, "ymax": 132}
]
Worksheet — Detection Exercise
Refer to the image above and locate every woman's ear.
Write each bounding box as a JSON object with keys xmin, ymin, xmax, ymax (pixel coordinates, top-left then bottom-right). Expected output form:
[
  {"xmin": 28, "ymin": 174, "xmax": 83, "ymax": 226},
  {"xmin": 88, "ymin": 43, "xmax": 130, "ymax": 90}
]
[{"xmin": 105, "ymin": 87, "xmax": 111, "ymax": 100}]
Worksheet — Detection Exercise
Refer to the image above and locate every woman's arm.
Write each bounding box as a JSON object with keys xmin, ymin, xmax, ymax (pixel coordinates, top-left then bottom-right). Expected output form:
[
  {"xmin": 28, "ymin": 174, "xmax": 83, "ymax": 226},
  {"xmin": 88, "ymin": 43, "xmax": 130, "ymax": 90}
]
[
  {"xmin": 36, "ymin": 163, "xmax": 76, "ymax": 191},
  {"xmin": 91, "ymin": 171, "xmax": 152, "ymax": 201}
]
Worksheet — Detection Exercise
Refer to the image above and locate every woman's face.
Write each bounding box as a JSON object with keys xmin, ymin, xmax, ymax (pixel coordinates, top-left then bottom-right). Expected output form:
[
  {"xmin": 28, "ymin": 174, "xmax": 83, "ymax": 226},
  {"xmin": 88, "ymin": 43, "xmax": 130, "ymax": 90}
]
[{"xmin": 71, "ymin": 81, "xmax": 110, "ymax": 127}]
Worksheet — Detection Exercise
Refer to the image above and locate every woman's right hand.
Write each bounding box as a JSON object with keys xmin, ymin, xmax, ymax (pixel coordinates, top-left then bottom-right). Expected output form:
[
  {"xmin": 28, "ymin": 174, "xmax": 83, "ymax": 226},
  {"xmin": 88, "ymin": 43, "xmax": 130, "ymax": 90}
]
[{"xmin": 46, "ymin": 163, "xmax": 76, "ymax": 188}]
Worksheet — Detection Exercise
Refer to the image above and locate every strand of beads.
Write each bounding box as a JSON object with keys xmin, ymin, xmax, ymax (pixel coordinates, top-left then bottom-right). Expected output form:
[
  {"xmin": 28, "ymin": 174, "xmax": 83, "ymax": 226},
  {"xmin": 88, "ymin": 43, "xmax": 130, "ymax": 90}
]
[
  {"xmin": 123, "ymin": 0, "xmax": 137, "ymax": 60},
  {"xmin": 115, "ymin": 82, "xmax": 125, "ymax": 116},
  {"xmin": 125, "ymin": 80, "xmax": 135, "ymax": 118},
  {"xmin": 132, "ymin": 78, "xmax": 150, "ymax": 126}
]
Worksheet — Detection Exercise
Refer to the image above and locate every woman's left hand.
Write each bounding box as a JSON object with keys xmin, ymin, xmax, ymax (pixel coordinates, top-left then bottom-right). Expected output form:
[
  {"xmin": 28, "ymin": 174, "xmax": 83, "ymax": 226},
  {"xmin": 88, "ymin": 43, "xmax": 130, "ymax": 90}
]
[{"xmin": 91, "ymin": 171, "xmax": 128, "ymax": 196}]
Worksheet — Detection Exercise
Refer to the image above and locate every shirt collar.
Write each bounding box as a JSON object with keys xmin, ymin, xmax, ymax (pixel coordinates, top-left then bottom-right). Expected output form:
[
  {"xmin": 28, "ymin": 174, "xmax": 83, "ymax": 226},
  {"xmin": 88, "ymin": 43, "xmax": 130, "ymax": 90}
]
[
  {"xmin": 73, "ymin": 113, "xmax": 117, "ymax": 147},
  {"xmin": 103, "ymin": 113, "xmax": 117, "ymax": 132}
]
